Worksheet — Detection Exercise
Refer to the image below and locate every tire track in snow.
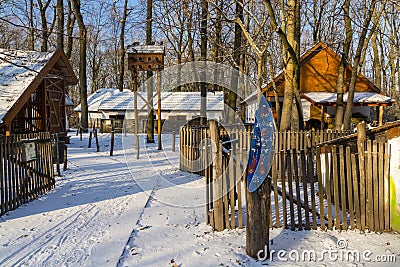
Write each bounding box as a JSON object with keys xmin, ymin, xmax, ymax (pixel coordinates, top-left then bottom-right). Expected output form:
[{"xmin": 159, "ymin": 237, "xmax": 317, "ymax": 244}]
[
  {"xmin": 0, "ymin": 204, "xmax": 97, "ymax": 266},
  {"xmin": 116, "ymin": 172, "xmax": 161, "ymax": 267}
]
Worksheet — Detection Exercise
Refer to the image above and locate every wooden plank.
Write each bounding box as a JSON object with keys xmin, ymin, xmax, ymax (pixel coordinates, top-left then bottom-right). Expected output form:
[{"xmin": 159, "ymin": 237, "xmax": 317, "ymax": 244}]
[
  {"xmin": 316, "ymin": 147, "xmax": 325, "ymax": 230},
  {"xmin": 332, "ymin": 145, "xmax": 341, "ymax": 230},
  {"xmin": 223, "ymin": 153, "xmax": 230, "ymax": 229},
  {"xmin": 366, "ymin": 140, "xmax": 373, "ymax": 231},
  {"xmin": 357, "ymin": 133, "xmax": 366, "ymax": 231},
  {"xmin": 293, "ymin": 150, "xmax": 303, "ymax": 230},
  {"xmin": 307, "ymin": 149, "xmax": 317, "ymax": 230},
  {"xmin": 236, "ymin": 130, "xmax": 246, "ymax": 229},
  {"xmin": 205, "ymin": 133, "xmax": 210, "ymax": 225},
  {"xmin": 7, "ymin": 138, "xmax": 14, "ymax": 211},
  {"xmin": 346, "ymin": 146, "xmax": 355, "ymax": 229},
  {"xmin": 237, "ymin": 134, "xmax": 243, "ymax": 229},
  {"xmin": 0, "ymin": 139, "xmax": 4, "ymax": 215},
  {"xmin": 378, "ymin": 142, "xmax": 384, "ymax": 232},
  {"xmin": 324, "ymin": 145, "xmax": 333, "ymax": 230},
  {"xmin": 229, "ymin": 149, "xmax": 236, "ymax": 229},
  {"xmin": 339, "ymin": 145, "xmax": 348, "ymax": 230},
  {"xmin": 373, "ymin": 140, "xmax": 379, "ymax": 232},
  {"xmin": 300, "ymin": 150, "xmax": 310, "ymax": 230},
  {"xmin": 351, "ymin": 153, "xmax": 361, "ymax": 230},
  {"xmin": 287, "ymin": 150, "xmax": 295, "ymax": 231},
  {"xmin": 280, "ymin": 150, "xmax": 287, "ymax": 229},
  {"xmin": 384, "ymin": 143, "xmax": 390, "ymax": 231},
  {"xmin": 272, "ymin": 153, "xmax": 280, "ymax": 228}
]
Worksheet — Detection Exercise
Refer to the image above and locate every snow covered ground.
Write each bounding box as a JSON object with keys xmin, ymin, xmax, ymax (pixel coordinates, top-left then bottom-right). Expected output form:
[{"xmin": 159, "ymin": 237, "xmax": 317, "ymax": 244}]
[{"xmin": 0, "ymin": 132, "xmax": 399, "ymax": 266}]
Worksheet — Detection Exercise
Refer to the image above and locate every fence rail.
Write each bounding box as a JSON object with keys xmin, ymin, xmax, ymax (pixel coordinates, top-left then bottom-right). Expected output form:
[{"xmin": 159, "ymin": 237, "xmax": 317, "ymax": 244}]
[{"xmin": 1, "ymin": 132, "xmax": 54, "ymax": 215}]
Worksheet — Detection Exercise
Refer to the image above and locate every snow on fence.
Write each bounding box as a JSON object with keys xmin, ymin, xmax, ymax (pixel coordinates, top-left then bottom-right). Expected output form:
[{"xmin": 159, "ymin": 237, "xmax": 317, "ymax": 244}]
[
  {"xmin": 180, "ymin": 126, "xmax": 391, "ymax": 233},
  {"xmin": 0, "ymin": 132, "xmax": 54, "ymax": 215}
]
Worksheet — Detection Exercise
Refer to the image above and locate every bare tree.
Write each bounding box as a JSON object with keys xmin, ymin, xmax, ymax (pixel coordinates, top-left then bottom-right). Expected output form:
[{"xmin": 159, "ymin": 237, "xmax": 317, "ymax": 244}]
[
  {"xmin": 56, "ymin": 0, "xmax": 64, "ymax": 49},
  {"xmin": 343, "ymin": 0, "xmax": 380, "ymax": 130},
  {"xmin": 199, "ymin": 0, "xmax": 208, "ymax": 125},
  {"xmin": 334, "ymin": 0, "xmax": 352, "ymax": 130},
  {"xmin": 71, "ymin": 0, "xmax": 88, "ymax": 130}
]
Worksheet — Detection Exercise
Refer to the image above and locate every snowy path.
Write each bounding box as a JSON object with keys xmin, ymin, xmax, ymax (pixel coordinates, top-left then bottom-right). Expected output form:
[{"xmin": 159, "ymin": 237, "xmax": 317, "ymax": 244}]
[
  {"xmin": 0, "ymin": 133, "xmax": 160, "ymax": 266},
  {"xmin": 1, "ymin": 132, "xmax": 400, "ymax": 267}
]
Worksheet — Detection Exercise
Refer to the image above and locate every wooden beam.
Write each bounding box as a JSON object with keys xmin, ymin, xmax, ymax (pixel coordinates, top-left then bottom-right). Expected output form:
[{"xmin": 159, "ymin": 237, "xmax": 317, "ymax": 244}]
[{"xmin": 378, "ymin": 106, "xmax": 384, "ymax": 126}]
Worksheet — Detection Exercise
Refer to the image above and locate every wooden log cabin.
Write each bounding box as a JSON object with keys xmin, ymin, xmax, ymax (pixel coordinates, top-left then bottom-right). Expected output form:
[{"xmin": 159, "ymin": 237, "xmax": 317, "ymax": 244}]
[
  {"xmin": 243, "ymin": 42, "xmax": 395, "ymax": 129},
  {"xmin": 0, "ymin": 48, "xmax": 77, "ymax": 138}
]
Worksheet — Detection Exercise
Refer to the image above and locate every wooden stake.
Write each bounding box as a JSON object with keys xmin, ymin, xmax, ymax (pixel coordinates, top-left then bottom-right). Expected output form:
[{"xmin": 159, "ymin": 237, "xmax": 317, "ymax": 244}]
[
  {"xmin": 133, "ymin": 71, "xmax": 139, "ymax": 159},
  {"xmin": 110, "ymin": 130, "xmax": 115, "ymax": 156},
  {"xmin": 157, "ymin": 71, "xmax": 162, "ymax": 150},
  {"xmin": 172, "ymin": 131, "xmax": 175, "ymax": 152}
]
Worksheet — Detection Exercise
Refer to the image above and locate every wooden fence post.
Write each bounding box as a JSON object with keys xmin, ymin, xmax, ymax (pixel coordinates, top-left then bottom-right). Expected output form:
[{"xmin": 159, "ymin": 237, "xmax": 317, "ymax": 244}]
[
  {"xmin": 95, "ymin": 129, "xmax": 100, "ymax": 152},
  {"xmin": 88, "ymin": 131, "xmax": 92, "ymax": 148},
  {"xmin": 172, "ymin": 131, "xmax": 176, "ymax": 152},
  {"xmin": 110, "ymin": 130, "xmax": 115, "ymax": 156},
  {"xmin": 63, "ymin": 145, "xmax": 68, "ymax": 171},
  {"xmin": 357, "ymin": 121, "xmax": 366, "ymax": 231},
  {"xmin": 209, "ymin": 120, "xmax": 224, "ymax": 231},
  {"xmin": 246, "ymin": 152, "xmax": 271, "ymax": 257}
]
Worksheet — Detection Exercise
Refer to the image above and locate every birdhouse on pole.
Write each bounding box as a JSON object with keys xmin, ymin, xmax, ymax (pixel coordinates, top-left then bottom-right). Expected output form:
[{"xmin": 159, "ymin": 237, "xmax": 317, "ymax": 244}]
[{"xmin": 127, "ymin": 44, "xmax": 165, "ymax": 71}]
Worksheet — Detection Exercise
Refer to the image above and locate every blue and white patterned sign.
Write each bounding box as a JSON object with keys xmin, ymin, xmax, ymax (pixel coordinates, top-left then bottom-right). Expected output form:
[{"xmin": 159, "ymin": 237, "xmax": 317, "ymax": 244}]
[{"xmin": 247, "ymin": 95, "xmax": 276, "ymax": 192}]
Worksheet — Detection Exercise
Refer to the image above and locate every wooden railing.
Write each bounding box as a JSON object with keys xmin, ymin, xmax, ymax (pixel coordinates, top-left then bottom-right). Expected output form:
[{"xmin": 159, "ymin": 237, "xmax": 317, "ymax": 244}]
[
  {"xmin": 0, "ymin": 132, "xmax": 54, "ymax": 215},
  {"xmin": 179, "ymin": 125, "xmax": 393, "ymax": 233},
  {"xmin": 270, "ymin": 142, "xmax": 390, "ymax": 232}
]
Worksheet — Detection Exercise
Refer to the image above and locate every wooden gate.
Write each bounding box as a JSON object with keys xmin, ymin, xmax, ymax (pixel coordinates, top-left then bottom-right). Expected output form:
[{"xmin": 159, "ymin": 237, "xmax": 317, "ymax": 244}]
[{"xmin": 0, "ymin": 132, "xmax": 54, "ymax": 215}]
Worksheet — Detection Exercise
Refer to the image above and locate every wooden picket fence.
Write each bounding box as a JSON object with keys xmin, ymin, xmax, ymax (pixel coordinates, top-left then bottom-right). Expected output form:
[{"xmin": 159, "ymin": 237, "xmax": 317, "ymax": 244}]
[
  {"xmin": 180, "ymin": 125, "xmax": 251, "ymax": 230},
  {"xmin": 179, "ymin": 125, "xmax": 358, "ymax": 231},
  {"xmin": 275, "ymin": 130, "xmax": 353, "ymax": 151},
  {"xmin": 270, "ymin": 141, "xmax": 391, "ymax": 232},
  {"xmin": 0, "ymin": 132, "xmax": 54, "ymax": 215}
]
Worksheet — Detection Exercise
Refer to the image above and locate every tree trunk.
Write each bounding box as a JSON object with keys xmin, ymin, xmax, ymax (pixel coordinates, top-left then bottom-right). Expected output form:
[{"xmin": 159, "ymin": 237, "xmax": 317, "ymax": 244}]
[
  {"xmin": 71, "ymin": 0, "xmax": 88, "ymax": 131},
  {"xmin": 228, "ymin": 0, "xmax": 243, "ymax": 123},
  {"xmin": 199, "ymin": 0, "xmax": 208, "ymax": 125},
  {"xmin": 57, "ymin": 0, "xmax": 64, "ymax": 50},
  {"xmin": 66, "ymin": 0, "xmax": 75, "ymax": 59},
  {"xmin": 146, "ymin": 0, "xmax": 155, "ymax": 143},
  {"xmin": 279, "ymin": 0, "xmax": 296, "ymax": 131},
  {"xmin": 334, "ymin": 0, "xmax": 352, "ymax": 130},
  {"xmin": 343, "ymin": 0, "xmax": 378, "ymax": 130},
  {"xmin": 292, "ymin": 0, "xmax": 303, "ymax": 130},
  {"xmin": 38, "ymin": 0, "xmax": 51, "ymax": 52},
  {"xmin": 28, "ymin": 0, "xmax": 35, "ymax": 50},
  {"xmin": 117, "ymin": 0, "xmax": 128, "ymax": 92}
]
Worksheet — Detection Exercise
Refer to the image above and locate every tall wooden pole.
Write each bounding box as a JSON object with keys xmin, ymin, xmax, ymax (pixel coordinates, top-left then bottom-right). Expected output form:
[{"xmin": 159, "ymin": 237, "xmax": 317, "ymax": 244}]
[
  {"xmin": 157, "ymin": 71, "xmax": 162, "ymax": 150},
  {"xmin": 133, "ymin": 71, "xmax": 139, "ymax": 159}
]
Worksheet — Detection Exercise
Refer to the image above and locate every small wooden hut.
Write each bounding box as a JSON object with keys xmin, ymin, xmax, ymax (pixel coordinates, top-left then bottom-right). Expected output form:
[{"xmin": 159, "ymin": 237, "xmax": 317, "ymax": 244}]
[
  {"xmin": 0, "ymin": 48, "xmax": 77, "ymax": 137},
  {"xmin": 244, "ymin": 42, "xmax": 395, "ymax": 128}
]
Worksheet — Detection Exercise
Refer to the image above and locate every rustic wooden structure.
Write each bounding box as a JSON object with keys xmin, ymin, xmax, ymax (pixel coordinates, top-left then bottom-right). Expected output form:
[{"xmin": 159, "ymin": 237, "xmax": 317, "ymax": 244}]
[
  {"xmin": 180, "ymin": 124, "xmax": 396, "ymax": 234},
  {"xmin": 0, "ymin": 132, "xmax": 54, "ymax": 215},
  {"xmin": 0, "ymin": 49, "xmax": 77, "ymax": 137},
  {"xmin": 127, "ymin": 44, "xmax": 165, "ymax": 152},
  {"xmin": 244, "ymin": 42, "xmax": 395, "ymax": 128}
]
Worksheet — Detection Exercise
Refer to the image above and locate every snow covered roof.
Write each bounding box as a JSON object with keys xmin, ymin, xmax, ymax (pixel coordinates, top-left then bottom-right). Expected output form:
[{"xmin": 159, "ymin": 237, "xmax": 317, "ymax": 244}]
[
  {"xmin": 302, "ymin": 92, "xmax": 395, "ymax": 106},
  {"xmin": 0, "ymin": 48, "xmax": 77, "ymax": 123},
  {"xmin": 126, "ymin": 45, "xmax": 164, "ymax": 54},
  {"xmin": 75, "ymin": 88, "xmax": 224, "ymax": 112}
]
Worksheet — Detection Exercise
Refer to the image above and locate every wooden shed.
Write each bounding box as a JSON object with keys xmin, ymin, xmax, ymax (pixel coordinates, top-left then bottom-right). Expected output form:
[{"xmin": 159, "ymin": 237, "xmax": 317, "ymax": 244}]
[
  {"xmin": 246, "ymin": 42, "xmax": 395, "ymax": 128},
  {"xmin": 0, "ymin": 48, "xmax": 77, "ymax": 136}
]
